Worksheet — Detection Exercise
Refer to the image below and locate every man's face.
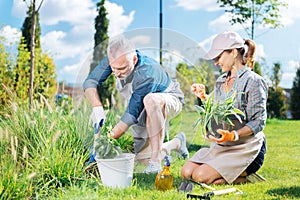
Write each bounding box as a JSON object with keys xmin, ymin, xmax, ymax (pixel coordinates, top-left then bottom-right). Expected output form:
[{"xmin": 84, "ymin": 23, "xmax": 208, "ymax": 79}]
[{"xmin": 109, "ymin": 53, "xmax": 136, "ymax": 80}]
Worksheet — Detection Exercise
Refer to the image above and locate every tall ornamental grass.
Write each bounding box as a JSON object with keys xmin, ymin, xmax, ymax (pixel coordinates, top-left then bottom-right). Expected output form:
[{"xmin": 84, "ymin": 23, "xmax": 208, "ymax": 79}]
[{"xmin": 0, "ymin": 96, "xmax": 95, "ymax": 199}]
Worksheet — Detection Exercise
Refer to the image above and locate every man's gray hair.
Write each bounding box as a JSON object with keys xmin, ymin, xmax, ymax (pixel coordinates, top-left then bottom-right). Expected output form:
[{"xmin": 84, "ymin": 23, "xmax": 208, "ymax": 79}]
[{"xmin": 107, "ymin": 35, "xmax": 136, "ymax": 60}]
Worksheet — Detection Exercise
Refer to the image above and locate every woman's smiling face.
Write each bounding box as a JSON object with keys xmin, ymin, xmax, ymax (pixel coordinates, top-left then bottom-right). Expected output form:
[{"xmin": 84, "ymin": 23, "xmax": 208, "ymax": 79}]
[{"xmin": 214, "ymin": 49, "xmax": 235, "ymax": 73}]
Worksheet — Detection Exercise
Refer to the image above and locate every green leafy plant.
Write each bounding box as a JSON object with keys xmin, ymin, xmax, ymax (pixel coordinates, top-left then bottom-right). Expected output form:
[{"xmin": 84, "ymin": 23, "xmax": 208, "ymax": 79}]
[
  {"xmin": 94, "ymin": 111, "xmax": 133, "ymax": 159},
  {"xmin": 94, "ymin": 135, "xmax": 122, "ymax": 159},
  {"xmin": 194, "ymin": 92, "xmax": 245, "ymax": 137}
]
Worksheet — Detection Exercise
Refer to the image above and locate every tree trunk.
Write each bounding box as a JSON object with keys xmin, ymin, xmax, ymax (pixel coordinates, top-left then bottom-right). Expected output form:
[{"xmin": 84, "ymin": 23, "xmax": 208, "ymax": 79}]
[{"xmin": 29, "ymin": 0, "xmax": 36, "ymax": 108}]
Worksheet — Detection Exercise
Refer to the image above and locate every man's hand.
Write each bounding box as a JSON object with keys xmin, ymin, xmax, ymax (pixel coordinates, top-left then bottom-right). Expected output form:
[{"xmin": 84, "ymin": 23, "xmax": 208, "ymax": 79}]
[
  {"xmin": 208, "ymin": 129, "xmax": 239, "ymax": 143},
  {"xmin": 191, "ymin": 83, "xmax": 207, "ymax": 101},
  {"xmin": 90, "ymin": 106, "xmax": 106, "ymax": 129}
]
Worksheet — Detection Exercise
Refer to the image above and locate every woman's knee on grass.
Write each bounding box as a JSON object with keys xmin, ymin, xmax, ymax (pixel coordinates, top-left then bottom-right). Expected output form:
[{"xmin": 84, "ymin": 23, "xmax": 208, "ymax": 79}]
[
  {"xmin": 191, "ymin": 164, "xmax": 222, "ymax": 184},
  {"xmin": 181, "ymin": 162, "xmax": 196, "ymax": 179}
]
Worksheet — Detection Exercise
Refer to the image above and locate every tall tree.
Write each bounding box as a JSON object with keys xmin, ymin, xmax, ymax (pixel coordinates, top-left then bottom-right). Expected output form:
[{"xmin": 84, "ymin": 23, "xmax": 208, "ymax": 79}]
[
  {"xmin": 290, "ymin": 65, "xmax": 300, "ymax": 119},
  {"xmin": 91, "ymin": 0, "xmax": 115, "ymax": 109},
  {"xmin": 270, "ymin": 62, "xmax": 281, "ymax": 89},
  {"xmin": 21, "ymin": 5, "xmax": 41, "ymax": 52},
  {"xmin": 267, "ymin": 62, "xmax": 287, "ymax": 119},
  {"xmin": 217, "ymin": 0, "xmax": 287, "ymax": 39},
  {"xmin": 22, "ymin": 0, "xmax": 44, "ymax": 108},
  {"xmin": 90, "ymin": 0, "xmax": 109, "ymax": 72}
]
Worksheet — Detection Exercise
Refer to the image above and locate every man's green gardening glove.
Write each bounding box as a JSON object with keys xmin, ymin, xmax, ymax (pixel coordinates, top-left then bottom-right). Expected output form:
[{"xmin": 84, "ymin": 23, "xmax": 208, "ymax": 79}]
[{"xmin": 208, "ymin": 129, "xmax": 239, "ymax": 143}]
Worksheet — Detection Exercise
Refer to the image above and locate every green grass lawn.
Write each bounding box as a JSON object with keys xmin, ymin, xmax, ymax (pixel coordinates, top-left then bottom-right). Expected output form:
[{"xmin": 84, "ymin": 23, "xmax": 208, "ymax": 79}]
[
  {"xmin": 54, "ymin": 113, "xmax": 300, "ymax": 200},
  {"xmin": 1, "ymin": 106, "xmax": 300, "ymax": 200}
]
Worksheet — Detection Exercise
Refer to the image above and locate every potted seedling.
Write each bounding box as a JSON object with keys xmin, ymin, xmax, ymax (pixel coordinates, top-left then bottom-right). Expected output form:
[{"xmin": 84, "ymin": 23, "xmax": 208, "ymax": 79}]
[
  {"xmin": 94, "ymin": 111, "xmax": 135, "ymax": 189},
  {"xmin": 194, "ymin": 92, "xmax": 245, "ymax": 138}
]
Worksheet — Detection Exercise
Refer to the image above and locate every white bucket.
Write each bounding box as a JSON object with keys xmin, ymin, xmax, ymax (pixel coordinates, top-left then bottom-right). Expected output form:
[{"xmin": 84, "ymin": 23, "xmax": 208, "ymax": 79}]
[{"xmin": 96, "ymin": 153, "xmax": 135, "ymax": 188}]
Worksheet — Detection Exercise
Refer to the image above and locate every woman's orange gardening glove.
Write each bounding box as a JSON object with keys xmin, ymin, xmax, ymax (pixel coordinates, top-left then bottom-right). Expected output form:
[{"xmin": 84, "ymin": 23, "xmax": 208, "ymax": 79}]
[
  {"xmin": 208, "ymin": 129, "xmax": 239, "ymax": 143},
  {"xmin": 191, "ymin": 83, "xmax": 207, "ymax": 101}
]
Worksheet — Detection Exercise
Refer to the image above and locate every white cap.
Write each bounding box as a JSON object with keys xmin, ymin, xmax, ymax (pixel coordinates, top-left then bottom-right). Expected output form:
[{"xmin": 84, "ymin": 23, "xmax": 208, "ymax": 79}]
[{"xmin": 204, "ymin": 31, "xmax": 245, "ymax": 60}]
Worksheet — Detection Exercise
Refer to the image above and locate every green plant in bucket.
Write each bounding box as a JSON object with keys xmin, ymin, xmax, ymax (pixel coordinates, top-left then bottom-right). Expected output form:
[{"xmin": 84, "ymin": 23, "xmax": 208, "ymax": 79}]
[
  {"xmin": 193, "ymin": 92, "xmax": 245, "ymax": 137},
  {"xmin": 94, "ymin": 111, "xmax": 134, "ymax": 159}
]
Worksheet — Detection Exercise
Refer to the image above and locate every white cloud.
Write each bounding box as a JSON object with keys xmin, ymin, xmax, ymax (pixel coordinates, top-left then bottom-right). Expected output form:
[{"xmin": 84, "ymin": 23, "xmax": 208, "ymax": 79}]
[
  {"xmin": 285, "ymin": 60, "xmax": 299, "ymax": 73},
  {"xmin": 12, "ymin": 0, "xmax": 96, "ymax": 60},
  {"xmin": 12, "ymin": 0, "xmax": 135, "ymax": 84},
  {"xmin": 105, "ymin": 1, "xmax": 135, "ymax": 37},
  {"xmin": 58, "ymin": 53, "xmax": 92, "ymax": 84},
  {"xmin": 39, "ymin": 0, "xmax": 95, "ymax": 26},
  {"xmin": 174, "ymin": 0, "xmax": 220, "ymax": 11},
  {"xmin": 256, "ymin": 44, "xmax": 266, "ymax": 60},
  {"xmin": 12, "ymin": 0, "xmax": 96, "ymax": 26},
  {"xmin": 280, "ymin": 0, "xmax": 300, "ymax": 26},
  {"xmin": 198, "ymin": 34, "xmax": 217, "ymax": 52},
  {"xmin": 279, "ymin": 60, "xmax": 299, "ymax": 88},
  {"xmin": 41, "ymin": 31, "xmax": 91, "ymax": 60},
  {"xmin": 11, "ymin": 0, "xmax": 27, "ymax": 19},
  {"xmin": 208, "ymin": 13, "xmax": 245, "ymax": 32},
  {"xmin": 130, "ymin": 35, "xmax": 151, "ymax": 46},
  {"xmin": 0, "ymin": 25, "xmax": 21, "ymax": 45}
]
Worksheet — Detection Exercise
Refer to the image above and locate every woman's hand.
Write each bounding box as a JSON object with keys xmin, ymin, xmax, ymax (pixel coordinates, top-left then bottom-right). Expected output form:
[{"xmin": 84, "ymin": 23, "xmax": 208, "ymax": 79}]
[
  {"xmin": 208, "ymin": 129, "xmax": 239, "ymax": 143},
  {"xmin": 191, "ymin": 83, "xmax": 207, "ymax": 101}
]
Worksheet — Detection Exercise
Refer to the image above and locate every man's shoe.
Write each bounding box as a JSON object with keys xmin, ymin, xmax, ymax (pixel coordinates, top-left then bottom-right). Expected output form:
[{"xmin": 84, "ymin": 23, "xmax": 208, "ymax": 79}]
[
  {"xmin": 175, "ymin": 132, "xmax": 189, "ymax": 159},
  {"xmin": 143, "ymin": 160, "xmax": 162, "ymax": 174}
]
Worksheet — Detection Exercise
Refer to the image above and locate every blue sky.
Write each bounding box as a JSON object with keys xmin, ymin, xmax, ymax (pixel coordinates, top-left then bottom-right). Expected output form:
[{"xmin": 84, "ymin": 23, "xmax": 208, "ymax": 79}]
[{"xmin": 0, "ymin": 0, "xmax": 299, "ymax": 88}]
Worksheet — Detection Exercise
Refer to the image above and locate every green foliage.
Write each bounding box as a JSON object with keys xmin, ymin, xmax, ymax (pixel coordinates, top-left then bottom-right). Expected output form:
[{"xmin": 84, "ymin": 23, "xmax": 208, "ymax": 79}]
[
  {"xmin": 176, "ymin": 61, "xmax": 215, "ymax": 111},
  {"xmin": 0, "ymin": 128, "xmax": 34, "ymax": 199},
  {"xmin": 95, "ymin": 135, "xmax": 122, "ymax": 159},
  {"xmin": 267, "ymin": 87, "xmax": 287, "ymax": 119},
  {"xmin": 194, "ymin": 92, "xmax": 245, "ymax": 137},
  {"xmin": 270, "ymin": 62, "xmax": 282, "ymax": 88},
  {"xmin": 0, "ymin": 39, "xmax": 14, "ymax": 113},
  {"xmin": 217, "ymin": 0, "xmax": 288, "ymax": 39},
  {"xmin": 290, "ymin": 66, "xmax": 300, "ymax": 119},
  {"xmin": 90, "ymin": 0, "xmax": 109, "ymax": 72},
  {"xmin": 90, "ymin": 0, "xmax": 115, "ymax": 109},
  {"xmin": 21, "ymin": 4, "xmax": 41, "ymax": 51},
  {"xmin": 1, "ymin": 99, "xmax": 300, "ymax": 199},
  {"xmin": 97, "ymin": 74, "xmax": 116, "ymax": 109},
  {"xmin": 0, "ymin": 98, "xmax": 92, "ymax": 198},
  {"xmin": 35, "ymin": 54, "xmax": 57, "ymax": 98},
  {"xmin": 95, "ymin": 110, "xmax": 134, "ymax": 159},
  {"xmin": 253, "ymin": 61, "xmax": 262, "ymax": 76},
  {"xmin": 55, "ymin": 94, "xmax": 74, "ymax": 115},
  {"xmin": 267, "ymin": 62, "xmax": 287, "ymax": 119},
  {"xmin": 0, "ymin": 2, "xmax": 57, "ymax": 111},
  {"xmin": 10, "ymin": 38, "xmax": 57, "ymax": 106}
]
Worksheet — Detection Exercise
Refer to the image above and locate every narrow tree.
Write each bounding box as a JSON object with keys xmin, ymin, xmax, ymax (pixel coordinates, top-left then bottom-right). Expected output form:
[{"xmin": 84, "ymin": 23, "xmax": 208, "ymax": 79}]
[
  {"xmin": 290, "ymin": 65, "xmax": 300, "ymax": 119},
  {"xmin": 22, "ymin": 0, "xmax": 44, "ymax": 108},
  {"xmin": 91, "ymin": 0, "xmax": 115, "ymax": 109},
  {"xmin": 90, "ymin": 0, "xmax": 109, "ymax": 72},
  {"xmin": 14, "ymin": 1, "xmax": 56, "ymax": 106},
  {"xmin": 21, "ymin": 5, "xmax": 41, "ymax": 51},
  {"xmin": 267, "ymin": 62, "xmax": 287, "ymax": 119},
  {"xmin": 217, "ymin": 0, "xmax": 287, "ymax": 39},
  {"xmin": 270, "ymin": 62, "xmax": 281, "ymax": 89}
]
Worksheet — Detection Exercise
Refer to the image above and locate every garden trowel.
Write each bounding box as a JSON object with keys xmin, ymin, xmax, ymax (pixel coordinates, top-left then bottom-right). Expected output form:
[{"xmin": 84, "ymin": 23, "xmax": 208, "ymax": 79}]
[{"xmin": 88, "ymin": 120, "xmax": 104, "ymax": 164}]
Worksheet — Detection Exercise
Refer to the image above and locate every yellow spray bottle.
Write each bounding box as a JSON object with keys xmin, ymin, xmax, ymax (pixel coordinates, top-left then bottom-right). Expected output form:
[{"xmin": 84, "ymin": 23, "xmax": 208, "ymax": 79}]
[{"xmin": 155, "ymin": 156, "xmax": 173, "ymax": 191}]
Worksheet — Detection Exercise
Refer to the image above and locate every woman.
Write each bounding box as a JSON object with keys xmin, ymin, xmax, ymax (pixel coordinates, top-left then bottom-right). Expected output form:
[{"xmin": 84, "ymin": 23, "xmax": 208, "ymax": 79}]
[{"xmin": 181, "ymin": 31, "xmax": 268, "ymax": 184}]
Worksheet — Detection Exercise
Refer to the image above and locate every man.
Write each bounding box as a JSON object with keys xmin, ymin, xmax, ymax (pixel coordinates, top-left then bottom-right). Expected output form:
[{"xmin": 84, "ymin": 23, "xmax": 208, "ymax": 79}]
[{"xmin": 83, "ymin": 35, "xmax": 188, "ymax": 173}]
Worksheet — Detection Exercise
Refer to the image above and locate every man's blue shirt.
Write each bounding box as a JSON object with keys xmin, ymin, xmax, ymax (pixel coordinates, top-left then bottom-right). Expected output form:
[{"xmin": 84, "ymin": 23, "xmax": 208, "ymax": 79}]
[{"xmin": 83, "ymin": 50, "xmax": 184, "ymax": 126}]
